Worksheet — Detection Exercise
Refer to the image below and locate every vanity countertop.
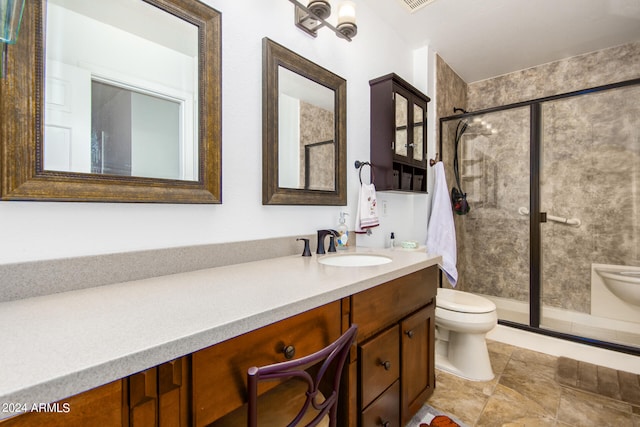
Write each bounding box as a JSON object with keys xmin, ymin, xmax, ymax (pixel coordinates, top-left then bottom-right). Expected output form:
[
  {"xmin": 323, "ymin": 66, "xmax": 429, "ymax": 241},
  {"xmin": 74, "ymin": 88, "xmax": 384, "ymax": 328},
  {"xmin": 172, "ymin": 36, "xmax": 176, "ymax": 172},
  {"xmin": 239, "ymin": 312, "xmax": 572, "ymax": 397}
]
[{"xmin": 0, "ymin": 247, "xmax": 441, "ymax": 419}]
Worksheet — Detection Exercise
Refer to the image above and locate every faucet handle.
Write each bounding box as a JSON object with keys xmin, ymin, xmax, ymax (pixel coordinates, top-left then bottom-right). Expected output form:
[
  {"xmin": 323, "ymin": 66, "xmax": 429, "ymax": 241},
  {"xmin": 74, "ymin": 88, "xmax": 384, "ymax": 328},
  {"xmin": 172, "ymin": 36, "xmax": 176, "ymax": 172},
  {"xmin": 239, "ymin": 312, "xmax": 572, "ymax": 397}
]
[
  {"xmin": 296, "ymin": 238, "xmax": 311, "ymax": 257},
  {"xmin": 328, "ymin": 235, "xmax": 337, "ymax": 253},
  {"xmin": 316, "ymin": 229, "xmax": 340, "ymax": 254}
]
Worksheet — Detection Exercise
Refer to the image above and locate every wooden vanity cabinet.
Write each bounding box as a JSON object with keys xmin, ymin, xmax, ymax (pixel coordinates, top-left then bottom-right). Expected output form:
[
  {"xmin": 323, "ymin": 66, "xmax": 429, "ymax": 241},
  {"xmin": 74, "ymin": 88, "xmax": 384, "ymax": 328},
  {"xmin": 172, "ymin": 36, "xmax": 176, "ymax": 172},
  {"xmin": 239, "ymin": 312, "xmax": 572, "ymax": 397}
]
[
  {"xmin": 0, "ymin": 358, "xmax": 189, "ymax": 427},
  {"xmin": 128, "ymin": 357, "xmax": 190, "ymax": 427},
  {"xmin": 350, "ymin": 266, "xmax": 437, "ymax": 426},
  {"xmin": 0, "ymin": 380, "xmax": 127, "ymax": 427},
  {"xmin": 191, "ymin": 301, "xmax": 342, "ymax": 427},
  {"xmin": 401, "ymin": 304, "xmax": 436, "ymax": 423},
  {"xmin": 370, "ymin": 73, "xmax": 430, "ymax": 193},
  {"xmin": 1, "ymin": 268, "xmax": 436, "ymax": 427}
]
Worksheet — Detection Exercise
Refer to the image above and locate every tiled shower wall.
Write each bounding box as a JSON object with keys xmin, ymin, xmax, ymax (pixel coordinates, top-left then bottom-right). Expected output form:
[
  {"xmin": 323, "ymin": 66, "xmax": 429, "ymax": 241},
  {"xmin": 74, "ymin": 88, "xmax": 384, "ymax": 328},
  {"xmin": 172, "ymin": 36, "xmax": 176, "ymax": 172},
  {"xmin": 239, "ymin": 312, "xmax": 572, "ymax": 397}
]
[
  {"xmin": 540, "ymin": 85, "xmax": 640, "ymax": 312},
  {"xmin": 436, "ymin": 42, "xmax": 640, "ymax": 314},
  {"xmin": 467, "ymin": 42, "xmax": 640, "ymax": 111},
  {"xmin": 300, "ymin": 101, "xmax": 334, "ymax": 190}
]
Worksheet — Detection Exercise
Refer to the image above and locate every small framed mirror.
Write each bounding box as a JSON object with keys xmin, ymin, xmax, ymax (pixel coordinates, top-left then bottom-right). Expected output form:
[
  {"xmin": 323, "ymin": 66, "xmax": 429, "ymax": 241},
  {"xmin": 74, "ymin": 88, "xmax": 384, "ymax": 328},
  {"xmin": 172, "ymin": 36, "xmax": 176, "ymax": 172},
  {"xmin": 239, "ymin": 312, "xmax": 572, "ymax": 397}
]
[
  {"xmin": 0, "ymin": 0, "xmax": 221, "ymax": 203},
  {"xmin": 262, "ymin": 38, "xmax": 346, "ymax": 205}
]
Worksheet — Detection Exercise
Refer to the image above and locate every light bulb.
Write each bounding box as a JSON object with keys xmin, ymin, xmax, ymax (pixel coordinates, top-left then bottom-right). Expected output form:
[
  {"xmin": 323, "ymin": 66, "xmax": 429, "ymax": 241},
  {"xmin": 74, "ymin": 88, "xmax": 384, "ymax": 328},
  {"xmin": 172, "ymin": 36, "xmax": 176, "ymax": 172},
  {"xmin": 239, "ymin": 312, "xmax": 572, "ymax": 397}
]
[
  {"xmin": 338, "ymin": 1, "xmax": 356, "ymax": 25},
  {"xmin": 336, "ymin": 1, "xmax": 357, "ymax": 38}
]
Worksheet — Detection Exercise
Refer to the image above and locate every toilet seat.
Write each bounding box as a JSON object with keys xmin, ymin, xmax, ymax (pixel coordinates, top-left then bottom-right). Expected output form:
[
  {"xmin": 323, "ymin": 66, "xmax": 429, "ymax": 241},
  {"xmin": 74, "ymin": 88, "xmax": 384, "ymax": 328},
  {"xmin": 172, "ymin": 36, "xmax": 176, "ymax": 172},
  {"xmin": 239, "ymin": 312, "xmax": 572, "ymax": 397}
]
[{"xmin": 437, "ymin": 288, "xmax": 496, "ymax": 314}]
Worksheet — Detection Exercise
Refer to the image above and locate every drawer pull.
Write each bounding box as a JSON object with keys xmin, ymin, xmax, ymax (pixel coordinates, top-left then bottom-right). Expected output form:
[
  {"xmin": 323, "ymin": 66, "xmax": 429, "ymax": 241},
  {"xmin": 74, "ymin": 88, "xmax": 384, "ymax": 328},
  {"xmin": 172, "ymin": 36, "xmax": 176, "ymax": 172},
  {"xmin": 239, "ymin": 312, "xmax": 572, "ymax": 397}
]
[
  {"xmin": 380, "ymin": 420, "xmax": 391, "ymax": 427},
  {"xmin": 283, "ymin": 345, "xmax": 296, "ymax": 360},
  {"xmin": 380, "ymin": 360, "xmax": 392, "ymax": 371},
  {"xmin": 405, "ymin": 330, "xmax": 414, "ymax": 338},
  {"xmin": 158, "ymin": 359, "xmax": 182, "ymax": 395}
]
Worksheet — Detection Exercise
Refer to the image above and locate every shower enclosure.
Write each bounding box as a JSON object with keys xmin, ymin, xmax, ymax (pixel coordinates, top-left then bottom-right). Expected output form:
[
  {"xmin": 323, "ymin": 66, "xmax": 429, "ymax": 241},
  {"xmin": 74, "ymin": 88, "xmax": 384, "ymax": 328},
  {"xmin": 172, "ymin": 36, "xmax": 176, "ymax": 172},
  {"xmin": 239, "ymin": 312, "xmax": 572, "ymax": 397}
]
[{"xmin": 439, "ymin": 78, "xmax": 640, "ymax": 354}]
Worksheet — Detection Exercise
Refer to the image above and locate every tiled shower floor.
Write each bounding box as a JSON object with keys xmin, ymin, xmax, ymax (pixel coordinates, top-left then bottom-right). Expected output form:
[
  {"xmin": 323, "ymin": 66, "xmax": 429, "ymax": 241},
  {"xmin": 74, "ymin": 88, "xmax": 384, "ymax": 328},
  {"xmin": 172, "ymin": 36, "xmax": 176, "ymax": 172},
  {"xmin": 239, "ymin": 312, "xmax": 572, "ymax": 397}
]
[{"xmin": 415, "ymin": 340, "xmax": 640, "ymax": 426}]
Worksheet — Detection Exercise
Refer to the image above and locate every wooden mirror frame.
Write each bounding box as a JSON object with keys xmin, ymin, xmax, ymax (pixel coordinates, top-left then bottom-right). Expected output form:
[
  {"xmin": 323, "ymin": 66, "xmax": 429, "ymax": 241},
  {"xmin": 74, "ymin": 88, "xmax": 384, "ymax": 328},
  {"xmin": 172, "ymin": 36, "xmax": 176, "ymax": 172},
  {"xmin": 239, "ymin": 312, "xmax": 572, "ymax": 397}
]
[
  {"xmin": 262, "ymin": 38, "xmax": 347, "ymax": 205},
  {"xmin": 0, "ymin": 0, "xmax": 221, "ymax": 203}
]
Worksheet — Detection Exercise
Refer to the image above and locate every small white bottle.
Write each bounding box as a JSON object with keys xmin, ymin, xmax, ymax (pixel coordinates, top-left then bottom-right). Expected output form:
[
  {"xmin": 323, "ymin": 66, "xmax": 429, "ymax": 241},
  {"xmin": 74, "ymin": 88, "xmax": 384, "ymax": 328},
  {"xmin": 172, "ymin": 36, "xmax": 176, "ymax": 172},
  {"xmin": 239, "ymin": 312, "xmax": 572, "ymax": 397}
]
[
  {"xmin": 389, "ymin": 232, "xmax": 395, "ymax": 249},
  {"xmin": 337, "ymin": 212, "xmax": 349, "ymax": 250}
]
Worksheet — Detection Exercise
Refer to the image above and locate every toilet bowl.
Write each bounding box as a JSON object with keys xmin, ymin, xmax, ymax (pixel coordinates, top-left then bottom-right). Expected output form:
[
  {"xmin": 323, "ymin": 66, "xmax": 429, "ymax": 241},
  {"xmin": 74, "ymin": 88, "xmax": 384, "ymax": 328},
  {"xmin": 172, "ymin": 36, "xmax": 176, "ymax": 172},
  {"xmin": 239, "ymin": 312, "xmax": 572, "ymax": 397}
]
[
  {"xmin": 435, "ymin": 288, "xmax": 497, "ymax": 381},
  {"xmin": 595, "ymin": 266, "xmax": 640, "ymax": 306}
]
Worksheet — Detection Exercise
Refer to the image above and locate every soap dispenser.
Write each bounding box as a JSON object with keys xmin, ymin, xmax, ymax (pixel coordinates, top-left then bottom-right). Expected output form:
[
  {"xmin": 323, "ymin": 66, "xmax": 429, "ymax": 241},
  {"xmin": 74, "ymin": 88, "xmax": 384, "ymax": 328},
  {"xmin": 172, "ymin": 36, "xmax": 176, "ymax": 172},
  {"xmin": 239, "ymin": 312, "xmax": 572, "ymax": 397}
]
[{"xmin": 337, "ymin": 212, "xmax": 349, "ymax": 250}]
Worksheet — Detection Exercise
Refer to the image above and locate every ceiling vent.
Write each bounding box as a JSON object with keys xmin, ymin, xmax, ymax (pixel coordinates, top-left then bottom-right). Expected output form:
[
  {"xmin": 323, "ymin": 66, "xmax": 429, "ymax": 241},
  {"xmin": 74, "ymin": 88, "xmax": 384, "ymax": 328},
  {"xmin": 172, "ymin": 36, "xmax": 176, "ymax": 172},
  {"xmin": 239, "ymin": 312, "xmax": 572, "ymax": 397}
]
[{"xmin": 396, "ymin": 0, "xmax": 438, "ymax": 13}]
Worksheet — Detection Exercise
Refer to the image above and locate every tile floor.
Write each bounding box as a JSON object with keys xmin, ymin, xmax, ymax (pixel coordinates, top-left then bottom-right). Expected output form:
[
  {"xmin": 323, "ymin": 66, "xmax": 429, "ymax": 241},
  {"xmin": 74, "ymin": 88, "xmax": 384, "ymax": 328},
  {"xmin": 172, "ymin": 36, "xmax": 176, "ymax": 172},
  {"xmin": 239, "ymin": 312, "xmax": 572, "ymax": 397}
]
[{"xmin": 420, "ymin": 340, "xmax": 640, "ymax": 426}]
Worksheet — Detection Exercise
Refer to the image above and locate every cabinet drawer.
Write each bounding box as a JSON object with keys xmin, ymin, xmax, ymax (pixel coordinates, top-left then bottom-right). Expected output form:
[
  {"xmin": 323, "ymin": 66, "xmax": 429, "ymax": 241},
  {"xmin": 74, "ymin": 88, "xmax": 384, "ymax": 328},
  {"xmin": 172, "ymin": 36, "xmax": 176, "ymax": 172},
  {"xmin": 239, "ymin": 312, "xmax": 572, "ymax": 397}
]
[
  {"xmin": 361, "ymin": 380, "xmax": 400, "ymax": 427},
  {"xmin": 352, "ymin": 267, "xmax": 436, "ymax": 340},
  {"xmin": 192, "ymin": 301, "xmax": 342, "ymax": 427},
  {"xmin": 360, "ymin": 325, "xmax": 399, "ymax": 409}
]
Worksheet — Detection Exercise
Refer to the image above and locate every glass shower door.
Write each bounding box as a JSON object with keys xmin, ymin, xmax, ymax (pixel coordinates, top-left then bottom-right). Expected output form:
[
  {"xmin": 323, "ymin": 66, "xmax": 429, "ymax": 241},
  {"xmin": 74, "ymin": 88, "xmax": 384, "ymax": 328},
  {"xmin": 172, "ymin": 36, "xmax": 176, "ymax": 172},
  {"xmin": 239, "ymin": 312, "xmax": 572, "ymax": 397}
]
[
  {"xmin": 539, "ymin": 85, "xmax": 640, "ymax": 349},
  {"xmin": 444, "ymin": 107, "xmax": 531, "ymax": 325}
]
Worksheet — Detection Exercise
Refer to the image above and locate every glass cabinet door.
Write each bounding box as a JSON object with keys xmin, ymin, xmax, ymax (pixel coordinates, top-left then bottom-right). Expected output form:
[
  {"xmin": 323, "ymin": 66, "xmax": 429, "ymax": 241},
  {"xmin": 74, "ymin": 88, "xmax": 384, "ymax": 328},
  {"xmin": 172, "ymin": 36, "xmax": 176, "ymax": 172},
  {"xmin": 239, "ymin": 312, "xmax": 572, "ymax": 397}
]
[
  {"xmin": 394, "ymin": 92, "xmax": 408, "ymax": 157},
  {"xmin": 412, "ymin": 103, "xmax": 424, "ymax": 162}
]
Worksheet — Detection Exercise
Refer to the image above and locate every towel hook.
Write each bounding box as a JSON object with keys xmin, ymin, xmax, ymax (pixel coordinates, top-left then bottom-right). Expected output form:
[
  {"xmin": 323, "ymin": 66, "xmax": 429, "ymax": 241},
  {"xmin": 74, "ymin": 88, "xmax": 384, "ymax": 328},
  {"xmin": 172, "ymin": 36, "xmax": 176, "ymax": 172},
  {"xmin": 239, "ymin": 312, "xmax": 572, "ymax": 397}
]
[
  {"xmin": 354, "ymin": 160, "xmax": 375, "ymax": 185},
  {"xmin": 429, "ymin": 152, "xmax": 440, "ymax": 167}
]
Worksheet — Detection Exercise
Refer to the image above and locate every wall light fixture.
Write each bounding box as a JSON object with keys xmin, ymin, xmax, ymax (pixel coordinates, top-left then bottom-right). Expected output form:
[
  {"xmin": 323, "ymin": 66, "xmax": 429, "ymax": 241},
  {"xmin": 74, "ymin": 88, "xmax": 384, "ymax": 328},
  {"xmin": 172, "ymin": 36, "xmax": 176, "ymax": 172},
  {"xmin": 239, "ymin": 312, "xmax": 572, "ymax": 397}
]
[
  {"xmin": 289, "ymin": 0, "xmax": 357, "ymax": 42},
  {"xmin": 0, "ymin": 0, "xmax": 25, "ymax": 78}
]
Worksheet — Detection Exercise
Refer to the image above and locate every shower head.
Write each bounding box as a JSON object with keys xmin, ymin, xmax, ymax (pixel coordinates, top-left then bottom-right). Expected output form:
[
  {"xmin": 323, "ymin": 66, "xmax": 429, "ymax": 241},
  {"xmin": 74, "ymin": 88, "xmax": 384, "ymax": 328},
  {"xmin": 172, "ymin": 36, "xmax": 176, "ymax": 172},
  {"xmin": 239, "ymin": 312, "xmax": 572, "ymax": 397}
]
[{"xmin": 456, "ymin": 119, "xmax": 469, "ymax": 138}]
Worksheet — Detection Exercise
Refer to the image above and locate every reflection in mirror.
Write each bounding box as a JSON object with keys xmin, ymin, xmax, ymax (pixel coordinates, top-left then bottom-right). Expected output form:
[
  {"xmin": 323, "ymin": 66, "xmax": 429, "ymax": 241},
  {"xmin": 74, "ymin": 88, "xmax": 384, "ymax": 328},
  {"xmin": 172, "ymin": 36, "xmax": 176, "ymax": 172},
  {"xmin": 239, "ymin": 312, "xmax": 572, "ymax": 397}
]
[
  {"xmin": 44, "ymin": 0, "xmax": 198, "ymax": 181},
  {"xmin": 0, "ymin": 0, "xmax": 221, "ymax": 203},
  {"xmin": 262, "ymin": 38, "xmax": 346, "ymax": 205},
  {"xmin": 278, "ymin": 66, "xmax": 335, "ymax": 191}
]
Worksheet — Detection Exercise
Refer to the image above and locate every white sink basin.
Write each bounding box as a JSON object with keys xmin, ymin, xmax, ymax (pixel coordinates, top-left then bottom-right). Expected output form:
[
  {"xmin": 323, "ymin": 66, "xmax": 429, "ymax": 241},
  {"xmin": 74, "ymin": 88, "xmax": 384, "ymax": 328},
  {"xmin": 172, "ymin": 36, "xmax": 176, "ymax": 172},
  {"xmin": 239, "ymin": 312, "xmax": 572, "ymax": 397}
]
[{"xmin": 318, "ymin": 254, "xmax": 392, "ymax": 267}]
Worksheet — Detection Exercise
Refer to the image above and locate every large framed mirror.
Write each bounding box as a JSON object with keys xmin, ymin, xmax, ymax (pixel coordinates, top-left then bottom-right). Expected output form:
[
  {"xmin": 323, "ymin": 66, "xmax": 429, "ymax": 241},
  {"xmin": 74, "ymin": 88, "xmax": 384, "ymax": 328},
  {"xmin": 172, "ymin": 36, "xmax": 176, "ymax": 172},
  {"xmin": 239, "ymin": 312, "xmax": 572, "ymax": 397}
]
[
  {"xmin": 262, "ymin": 38, "xmax": 346, "ymax": 205},
  {"xmin": 0, "ymin": 0, "xmax": 221, "ymax": 203}
]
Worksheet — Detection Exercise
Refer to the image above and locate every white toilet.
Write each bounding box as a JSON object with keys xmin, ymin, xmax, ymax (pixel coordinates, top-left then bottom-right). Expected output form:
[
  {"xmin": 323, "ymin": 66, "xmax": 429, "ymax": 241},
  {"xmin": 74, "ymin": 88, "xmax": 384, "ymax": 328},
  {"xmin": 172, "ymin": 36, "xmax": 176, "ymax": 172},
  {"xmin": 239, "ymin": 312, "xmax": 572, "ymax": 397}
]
[{"xmin": 435, "ymin": 287, "xmax": 497, "ymax": 381}]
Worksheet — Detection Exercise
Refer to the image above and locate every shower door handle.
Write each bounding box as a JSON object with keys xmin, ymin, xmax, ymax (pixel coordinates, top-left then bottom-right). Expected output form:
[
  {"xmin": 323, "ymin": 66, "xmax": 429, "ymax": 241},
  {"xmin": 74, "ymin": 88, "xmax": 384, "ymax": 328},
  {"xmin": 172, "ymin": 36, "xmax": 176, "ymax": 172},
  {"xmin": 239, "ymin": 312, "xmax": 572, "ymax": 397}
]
[{"xmin": 540, "ymin": 212, "xmax": 547, "ymax": 223}]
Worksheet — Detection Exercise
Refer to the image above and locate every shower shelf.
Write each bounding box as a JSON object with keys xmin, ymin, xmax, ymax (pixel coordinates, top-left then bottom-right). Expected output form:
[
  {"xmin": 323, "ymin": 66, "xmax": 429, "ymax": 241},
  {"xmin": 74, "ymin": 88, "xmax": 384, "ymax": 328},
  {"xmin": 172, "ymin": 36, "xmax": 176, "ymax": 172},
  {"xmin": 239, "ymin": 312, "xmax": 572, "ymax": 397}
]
[{"xmin": 462, "ymin": 158, "xmax": 482, "ymax": 164}]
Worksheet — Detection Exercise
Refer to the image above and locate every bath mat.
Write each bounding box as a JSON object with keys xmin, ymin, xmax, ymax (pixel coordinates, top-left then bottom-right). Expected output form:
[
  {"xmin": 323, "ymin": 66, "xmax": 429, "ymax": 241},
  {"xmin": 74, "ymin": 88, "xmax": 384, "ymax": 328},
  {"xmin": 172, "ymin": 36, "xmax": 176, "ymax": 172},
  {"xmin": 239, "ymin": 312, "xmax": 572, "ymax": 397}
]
[
  {"xmin": 420, "ymin": 415, "xmax": 460, "ymax": 426},
  {"xmin": 408, "ymin": 403, "xmax": 469, "ymax": 427},
  {"xmin": 556, "ymin": 356, "xmax": 640, "ymax": 405}
]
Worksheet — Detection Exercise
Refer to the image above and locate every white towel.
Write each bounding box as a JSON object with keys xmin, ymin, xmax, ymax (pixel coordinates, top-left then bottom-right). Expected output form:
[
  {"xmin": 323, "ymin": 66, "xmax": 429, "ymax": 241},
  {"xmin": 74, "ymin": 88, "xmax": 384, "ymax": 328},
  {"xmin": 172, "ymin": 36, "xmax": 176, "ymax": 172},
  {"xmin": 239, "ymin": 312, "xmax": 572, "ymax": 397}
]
[
  {"xmin": 355, "ymin": 183, "xmax": 380, "ymax": 233},
  {"xmin": 426, "ymin": 162, "xmax": 458, "ymax": 286}
]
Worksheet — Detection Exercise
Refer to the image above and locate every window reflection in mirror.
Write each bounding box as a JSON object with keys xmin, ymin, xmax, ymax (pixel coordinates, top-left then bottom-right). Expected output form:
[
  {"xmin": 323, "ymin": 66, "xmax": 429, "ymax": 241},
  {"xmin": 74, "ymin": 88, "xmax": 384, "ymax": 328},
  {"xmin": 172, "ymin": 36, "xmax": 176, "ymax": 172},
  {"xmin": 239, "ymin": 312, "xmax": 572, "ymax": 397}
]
[
  {"xmin": 43, "ymin": 0, "xmax": 198, "ymax": 181},
  {"xmin": 278, "ymin": 66, "xmax": 335, "ymax": 191},
  {"xmin": 89, "ymin": 81, "xmax": 183, "ymax": 179}
]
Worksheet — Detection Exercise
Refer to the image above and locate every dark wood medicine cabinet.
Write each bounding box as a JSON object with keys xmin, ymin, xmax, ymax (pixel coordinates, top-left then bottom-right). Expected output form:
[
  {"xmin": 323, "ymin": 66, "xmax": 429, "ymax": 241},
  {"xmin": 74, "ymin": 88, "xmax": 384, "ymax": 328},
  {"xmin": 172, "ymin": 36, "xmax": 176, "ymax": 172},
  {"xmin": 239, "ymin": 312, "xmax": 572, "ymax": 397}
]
[{"xmin": 370, "ymin": 73, "xmax": 430, "ymax": 193}]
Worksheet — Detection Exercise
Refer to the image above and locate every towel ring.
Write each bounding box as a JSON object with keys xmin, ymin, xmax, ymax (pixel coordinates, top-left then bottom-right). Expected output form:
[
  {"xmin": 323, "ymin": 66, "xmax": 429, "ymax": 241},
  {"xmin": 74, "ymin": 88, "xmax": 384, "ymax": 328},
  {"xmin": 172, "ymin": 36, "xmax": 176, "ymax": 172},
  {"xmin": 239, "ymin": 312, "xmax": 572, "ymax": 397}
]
[{"xmin": 354, "ymin": 160, "xmax": 375, "ymax": 185}]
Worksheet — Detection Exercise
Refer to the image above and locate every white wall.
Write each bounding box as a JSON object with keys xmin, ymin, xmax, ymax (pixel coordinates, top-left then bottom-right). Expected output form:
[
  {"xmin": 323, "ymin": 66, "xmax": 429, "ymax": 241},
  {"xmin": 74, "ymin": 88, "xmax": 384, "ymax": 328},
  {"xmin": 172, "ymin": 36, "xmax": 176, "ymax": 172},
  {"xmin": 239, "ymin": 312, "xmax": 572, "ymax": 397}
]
[{"xmin": 0, "ymin": 0, "xmax": 437, "ymax": 264}]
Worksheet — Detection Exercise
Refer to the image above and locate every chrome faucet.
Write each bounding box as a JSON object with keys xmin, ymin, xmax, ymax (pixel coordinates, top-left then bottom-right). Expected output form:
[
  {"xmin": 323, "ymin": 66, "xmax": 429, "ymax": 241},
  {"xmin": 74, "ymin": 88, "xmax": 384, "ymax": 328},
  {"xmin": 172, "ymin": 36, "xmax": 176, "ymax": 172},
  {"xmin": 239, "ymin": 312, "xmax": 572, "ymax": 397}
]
[{"xmin": 316, "ymin": 229, "xmax": 339, "ymax": 254}]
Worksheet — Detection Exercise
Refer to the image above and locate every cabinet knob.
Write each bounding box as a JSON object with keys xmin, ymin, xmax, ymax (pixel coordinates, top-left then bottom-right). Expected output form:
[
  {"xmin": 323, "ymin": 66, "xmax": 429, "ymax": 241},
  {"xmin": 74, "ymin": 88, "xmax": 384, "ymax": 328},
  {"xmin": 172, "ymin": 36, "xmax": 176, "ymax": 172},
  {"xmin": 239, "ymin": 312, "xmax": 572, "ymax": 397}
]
[
  {"xmin": 380, "ymin": 360, "xmax": 392, "ymax": 371},
  {"xmin": 283, "ymin": 345, "xmax": 296, "ymax": 360},
  {"xmin": 380, "ymin": 421, "xmax": 391, "ymax": 427},
  {"xmin": 405, "ymin": 330, "xmax": 414, "ymax": 338}
]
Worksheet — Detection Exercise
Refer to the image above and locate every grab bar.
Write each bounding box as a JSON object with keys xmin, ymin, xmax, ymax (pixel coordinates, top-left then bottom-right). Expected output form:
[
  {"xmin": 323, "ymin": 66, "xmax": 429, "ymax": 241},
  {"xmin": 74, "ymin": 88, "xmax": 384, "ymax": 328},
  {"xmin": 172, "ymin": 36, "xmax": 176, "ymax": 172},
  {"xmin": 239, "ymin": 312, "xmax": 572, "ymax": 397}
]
[{"xmin": 518, "ymin": 207, "xmax": 581, "ymax": 227}]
